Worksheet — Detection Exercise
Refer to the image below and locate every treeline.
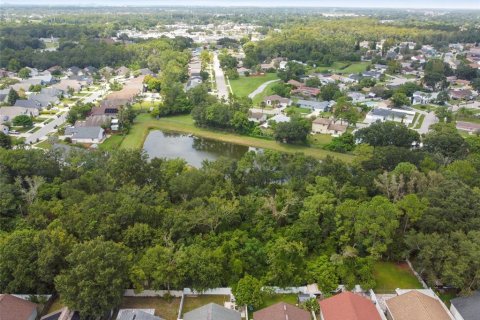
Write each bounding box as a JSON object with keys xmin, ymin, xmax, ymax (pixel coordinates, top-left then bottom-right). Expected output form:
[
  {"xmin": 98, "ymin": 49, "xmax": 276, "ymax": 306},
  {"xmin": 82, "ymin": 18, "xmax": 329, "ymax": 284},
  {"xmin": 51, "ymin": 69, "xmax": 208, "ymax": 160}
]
[
  {"xmin": 1, "ymin": 121, "xmax": 479, "ymax": 317},
  {"xmin": 243, "ymin": 18, "xmax": 480, "ymax": 66},
  {"xmin": 0, "ymin": 23, "xmax": 193, "ymax": 70}
]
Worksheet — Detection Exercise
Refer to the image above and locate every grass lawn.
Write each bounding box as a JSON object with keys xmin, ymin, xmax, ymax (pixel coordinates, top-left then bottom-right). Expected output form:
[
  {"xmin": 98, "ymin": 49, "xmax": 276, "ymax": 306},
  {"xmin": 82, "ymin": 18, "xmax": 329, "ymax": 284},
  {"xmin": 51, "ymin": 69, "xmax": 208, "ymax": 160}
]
[
  {"xmin": 229, "ymin": 73, "xmax": 278, "ymax": 98},
  {"xmin": 409, "ymin": 113, "xmax": 419, "ymax": 128},
  {"xmin": 100, "ymin": 134, "xmax": 125, "ymax": 151},
  {"xmin": 120, "ymin": 113, "xmax": 354, "ymax": 162},
  {"xmin": 415, "ymin": 114, "xmax": 426, "ymax": 129},
  {"xmin": 374, "ymin": 261, "xmax": 422, "ymax": 293},
  {"xmin": 436, "ymin": 290, "xmax": 457, "ymax": 307},
  {"xmin": 285, "ymin": 106, "xmax": 311, "ymax": 115},
  {"xmin": 34, "ymin": 140, "xmax": 53, "ymax": 150},
  {"xmin": 182, "ymin": 295, "xmax": 230, "ymax": 315},
  {"xmin": 259, "ymin": 294, "xmax": 298, "ymax": 309},
  {"xmin": 309, "ymin": 134, "xmax": 333, "ymax": 147},
  {"xmin": 133, "ymin": 101, "xmax": 157, "ymax": 112},
  {"xmin": 118, "ymin": 297, "xmax": 180, "ymax": 320}
]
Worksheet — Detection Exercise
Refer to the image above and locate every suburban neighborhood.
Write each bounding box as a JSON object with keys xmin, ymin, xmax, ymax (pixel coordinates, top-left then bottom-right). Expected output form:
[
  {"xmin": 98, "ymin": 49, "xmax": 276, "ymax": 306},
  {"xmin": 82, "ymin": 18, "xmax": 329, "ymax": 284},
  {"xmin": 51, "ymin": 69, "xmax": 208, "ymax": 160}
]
[{"xmin": 0, "ymin": 3, "xmax": 479, "ymax": 320}]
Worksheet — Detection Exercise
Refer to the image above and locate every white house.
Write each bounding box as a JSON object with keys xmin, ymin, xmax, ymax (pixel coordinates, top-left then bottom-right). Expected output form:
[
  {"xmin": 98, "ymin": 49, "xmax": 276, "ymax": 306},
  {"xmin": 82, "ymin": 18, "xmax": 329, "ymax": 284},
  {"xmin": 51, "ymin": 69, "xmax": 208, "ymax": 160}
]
[
  {"xmin": 365, "ymin": 107, "xmax": 416, "ymax": 125},
  {"xmin": 261, "ymin": 114, "xmax": 290, "ymax": 128}
]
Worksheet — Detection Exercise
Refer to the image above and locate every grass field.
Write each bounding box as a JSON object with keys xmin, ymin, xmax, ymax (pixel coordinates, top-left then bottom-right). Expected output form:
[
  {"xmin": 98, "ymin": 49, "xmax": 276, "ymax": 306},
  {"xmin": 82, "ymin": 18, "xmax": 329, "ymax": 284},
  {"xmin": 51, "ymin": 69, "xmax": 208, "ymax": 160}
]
[
  {"xmin": 374, "ymin": 261, "xmax": 422, "ymax": 293},
  {"xmin": 182, "ymin": 295, "xmax": 230, "ymax": 315},
  {"xmin": 115, "ymin": 113, "xmax": 354, "ymax": 162},
  {"xmin": 118, "ymin": 297, "xmax": 180, "ymax": 320},
  {"xmin": 314, "ymin": 61, "xmax": 370, "ymax": 74},
  {"xmin": 229, "ymin": 73, "xmax": 279, "ymax": 97}
]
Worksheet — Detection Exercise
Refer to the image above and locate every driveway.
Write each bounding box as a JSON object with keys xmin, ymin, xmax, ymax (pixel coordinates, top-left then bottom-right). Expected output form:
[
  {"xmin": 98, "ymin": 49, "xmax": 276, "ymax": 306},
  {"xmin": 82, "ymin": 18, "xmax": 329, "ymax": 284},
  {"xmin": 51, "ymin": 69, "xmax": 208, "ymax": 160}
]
[
  {"xmin": 248, "ymin": 79, "xmax": 281, "ymax": 99},
  {"xmin": 213, "ymin": 52, "xmax": 229, "ymax": 99},
  {"xmin": 416, "ymin": 110, "xmax": 437, "ymax": 135}
]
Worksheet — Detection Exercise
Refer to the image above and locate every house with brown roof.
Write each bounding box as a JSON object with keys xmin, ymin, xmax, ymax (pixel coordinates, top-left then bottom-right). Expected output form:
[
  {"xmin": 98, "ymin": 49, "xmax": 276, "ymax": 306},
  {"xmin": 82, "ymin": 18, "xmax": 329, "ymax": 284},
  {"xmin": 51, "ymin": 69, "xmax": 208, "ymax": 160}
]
[
  {"xmin": 385, "ymin": 290, "xmax": 453, "ymax": 320},
  {"xmin": 254, "ymin": 302, "xmax": 310, "ymax": 320},
  {"xmin": 287, "ymin": 79, "xmax": 304, "ymax": 88},
  {"xmin": 319, "ymin": 291, "xmax": 382, "ymax": 320},
  {"xmin": 0, "ymin": 294, "xmax": 37, "ymax": 320},
  {"xmin": 263, "ymin": 95, "xmax": 291, "ymax": 108},
  {"xmin": 312, "ymin": 117, "xmax": 347, "ymax": 136},
  {"xmin": 292, "ymin": 86, "xmax": 321, "ymax": 97}
]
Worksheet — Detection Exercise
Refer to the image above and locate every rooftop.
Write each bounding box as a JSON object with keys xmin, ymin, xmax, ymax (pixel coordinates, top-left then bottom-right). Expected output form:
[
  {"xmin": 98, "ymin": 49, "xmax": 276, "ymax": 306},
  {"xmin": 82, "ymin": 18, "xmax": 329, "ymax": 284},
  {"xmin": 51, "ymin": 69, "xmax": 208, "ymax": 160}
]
[
  {"xmin": 450, "ymin": 291, "xmax": 480, "ymax": 320},
  {"xmin": 183, "ymin": 303, "xmax": 241, "ymax": 320},
  {"xmin": 253, "ymin": 302, "xmax": 310, "ymax": 320},
  {"xmin": 319, "ymin": 291, "xmax": 381, "ymax": 320},
  {"xmin": 385, "ymin": 290, "xmax": 452, "ymax": 320},
  {"xmin": 0, "ymin": 294, "xmax": 37, "ymax": 320}
]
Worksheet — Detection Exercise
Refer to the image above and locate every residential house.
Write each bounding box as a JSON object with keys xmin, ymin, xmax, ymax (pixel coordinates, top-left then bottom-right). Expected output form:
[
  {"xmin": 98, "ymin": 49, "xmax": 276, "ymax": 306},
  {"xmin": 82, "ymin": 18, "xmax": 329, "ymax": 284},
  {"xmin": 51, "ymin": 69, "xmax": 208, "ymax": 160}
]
[
  {"xmin": 183, "ymin": 303, "xmax": 241, "ymax": 320},
  {"xmin": 51, "ymin": 79, "xmax": 83, "ymax": 94},
  {"xmin": 319, "ymin": 291, "xmax": 382, "ymax": 320},
  {"xmin": 0, "ymin": 294, "xmax": 37, "ymax": 320},
  {"xmin": 254, "ymin": 302, "xmax": 310, "ymax": 320},
  {"xmin": 348, "ymin": 92, "xmax": 366, "ymax": 103},
  {"xmin": 449, "ymin": 89, "xmax": 474, "ymax": 100},
  {"xmin": 117, "ymin": 309, "xmax": 163, "ymax": 320},
  {"xmin": 248, "ymin": 111, "xmax": 267, "ymax": 123},
  {"xmin": 260, "ymin": 62, "xmax": 274, "ymax": 71},
  {"xmin": 14, "ymin": 99, "xmax": 42, "ymax": 110},
  {"xmin": 64, "ymin": 126, "xmax": 105, "ymax": 144},
  {"xmin": 412, "ymin": 91, "xmax": 437, "ymax": 105},
  {"xmin": 292, "ymin": 86, "xmax": 321, "ymax": 97},
  {"xmin": 41, "ymin": 87, "xmax": 63, "ymax": 98},
  {"xmin": 365, "ymin": 108, "xmax": 415, "ymax": 125},
  {"xmin": 137, "ymin": 68, "xmax": 154, "ymax": 76},
  {"xmin": 237, "ymin": 67, "xmax": 250, "ymax": 76},
  {"xmin": 67, "ymin": 66, "xmax": 83, "ymax": 76},
  {"xmin": 312, "ymin": 117, "xmax": 348, "ymax": 136},
  {"xmin": 189, "ymin": 58, "xmax": 202, "ymax": 77},
  {"xmin": 261, "ymin": 114, "xmax": 290, "ymax": 128},
  {"xmin": 40, "ymin": 307, "xmax": 78, "ymax": 320},
  {"xmin": 450, "ymin": 290, "xmax": 479, "ymax": 320},
  {"xmin": 279, "ymin": 61, "xmax": 288, "ymax": 70},
  {"xmin": 0, "ymin": 106, "xmax": 40, "ymax": 123},
  {"xmin": 297, "ymin": 99, "xmax": 331, "ymax": 112},
  {"xmin": 11, "ymin": 79, "xmax": 43, "ymax": 92},
  {"xmin": 361, "ymin": 71, "xmax": 382, "ymax": 80},
  {"xmin": 28, "ymin": 93, "xmax": 60, "ymax": 108},
  {"xmin": 31, "ymin": 71, "xmax": 54, "ymax": 85},
  {"xmin": 263, "ymin": 95, "xmax": 291, "ymax": 108},
  {"xmin": 83, "ymin": 66, "xmax": 98, "ymax": 75},
  {"xmin": 385, "ymin": 290, "xmax": 453, "ymax": 320},
  {"xmin": 116, "ymin": 66, "xmax": 130, "ymax": 77},
  {"xmin": 287, "ymin": 79, "xmax": 304, "ymax": 88}
]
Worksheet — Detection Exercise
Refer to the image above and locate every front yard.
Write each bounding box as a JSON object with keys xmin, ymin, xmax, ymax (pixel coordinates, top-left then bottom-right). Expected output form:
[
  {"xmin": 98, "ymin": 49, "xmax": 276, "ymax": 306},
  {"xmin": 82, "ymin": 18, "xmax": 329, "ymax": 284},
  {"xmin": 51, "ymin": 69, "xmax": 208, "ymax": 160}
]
[{"xmin": 374, "ymin": 261, "xmax": 422, "ymax": 293}]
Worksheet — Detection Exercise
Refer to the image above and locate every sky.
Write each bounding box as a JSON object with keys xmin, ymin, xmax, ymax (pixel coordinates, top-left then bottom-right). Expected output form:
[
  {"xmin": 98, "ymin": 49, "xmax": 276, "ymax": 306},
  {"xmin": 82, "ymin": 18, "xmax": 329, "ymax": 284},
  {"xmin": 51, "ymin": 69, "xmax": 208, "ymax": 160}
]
[{"xmin": 6, "ymin": 0, "xmax": 480, "ymax": 9}]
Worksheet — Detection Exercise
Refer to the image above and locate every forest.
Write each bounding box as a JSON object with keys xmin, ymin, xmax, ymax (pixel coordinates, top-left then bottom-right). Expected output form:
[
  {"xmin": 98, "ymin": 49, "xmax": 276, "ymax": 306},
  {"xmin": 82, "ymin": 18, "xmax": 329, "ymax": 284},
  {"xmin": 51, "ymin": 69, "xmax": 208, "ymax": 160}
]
[{"xmin": 0, "ymin": 121, "xmax": 479, "ymax": 318}]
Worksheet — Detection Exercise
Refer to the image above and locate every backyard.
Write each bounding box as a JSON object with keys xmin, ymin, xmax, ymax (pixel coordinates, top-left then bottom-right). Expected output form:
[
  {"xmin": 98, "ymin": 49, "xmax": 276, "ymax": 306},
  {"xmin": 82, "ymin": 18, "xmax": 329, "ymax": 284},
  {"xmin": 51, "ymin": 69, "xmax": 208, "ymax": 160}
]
[
  {"xmin": 374, "ymin": 261, "xmax": 422, "ymax": 293},
  {"xmin": 229, "ymin": 73, "xmax": 279, "ymax": 97},
  {"xmin": 103, "ymin": 113, "xmax": 354, "ymax": 162},
  {"xmin": 117, "ymin": 297, "xmax": 181, "ymax": 320},
  {"xmin": 181, "ymin": 295, "xmax": 230, "ymax": 316}
]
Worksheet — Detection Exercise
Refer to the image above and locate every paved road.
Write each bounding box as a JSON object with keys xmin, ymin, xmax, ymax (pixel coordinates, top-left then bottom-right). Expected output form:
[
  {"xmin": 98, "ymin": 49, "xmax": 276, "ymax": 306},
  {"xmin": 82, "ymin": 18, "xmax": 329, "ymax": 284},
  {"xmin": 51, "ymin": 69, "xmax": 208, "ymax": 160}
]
[
  {"xmin": 25, "ymin": 112, "xmax": 67, "ymax": 144},
  {"xmin": 213, "ymin": 52, "xmax": 229, "ymax": 99},
  {"xmin": 248, "ymin": 79, "xmax": 280, "ymax": 99},
  {"xmin": 416, "ymin": 110, "xmax": 437, "ymax": 135}
]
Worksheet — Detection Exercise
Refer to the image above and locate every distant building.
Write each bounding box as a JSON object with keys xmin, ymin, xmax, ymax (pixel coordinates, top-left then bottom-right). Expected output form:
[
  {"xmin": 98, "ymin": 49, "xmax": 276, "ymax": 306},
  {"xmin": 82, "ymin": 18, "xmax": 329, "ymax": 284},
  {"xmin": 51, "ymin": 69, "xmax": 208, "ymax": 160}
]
[
  {"xmin": 297, "ymin": 99, "xmax": 331, "ymax": 112},
  {"xmin": 64, "ymin": 126, "xmax": 105, "ymax": 144},
  {"xmin": 312, "ymin": 117, "xmax": 347, "ymax": 136},
  {"xmin": 263, "ymin": 95, "xmax": 291, "ymax": 108}
]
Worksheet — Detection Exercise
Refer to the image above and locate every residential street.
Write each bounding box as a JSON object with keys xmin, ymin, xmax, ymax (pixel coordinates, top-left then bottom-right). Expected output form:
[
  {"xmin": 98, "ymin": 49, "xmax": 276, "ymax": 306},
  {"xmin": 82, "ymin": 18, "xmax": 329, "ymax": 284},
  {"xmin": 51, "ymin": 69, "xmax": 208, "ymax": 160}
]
[
  {"xmin": 25, "ymin": 112, "xmax": 67, "ymax": 144},
  {"xmin": 213, "ymin": 52, "xmax": 229, "ymax": 99}
]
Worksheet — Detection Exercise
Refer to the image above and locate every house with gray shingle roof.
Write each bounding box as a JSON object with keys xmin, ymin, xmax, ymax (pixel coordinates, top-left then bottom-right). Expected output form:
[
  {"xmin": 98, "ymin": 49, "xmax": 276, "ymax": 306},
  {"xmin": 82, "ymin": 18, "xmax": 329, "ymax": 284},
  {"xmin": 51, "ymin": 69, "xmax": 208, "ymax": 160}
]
[
  {"xmin": 116, "ymin": 309, "xmax": 164, "ymax": 320},
  {"xmin": 64, "ymin": 126, "xmax": 105, "ymax": 144},
  {"xmin": 14, "ymin": 99, "xmax": 42, "ymax": 110},
  {"xmin": 183, "ymin": 303, "xmax": 241, "ymax": 320},
  {"xmin": 450, "ymin": 291, "xmax": 480, "ymax": 320},
  {"xmin": 28, "ymin": 93, "xmax": 59, "ymax": 108}
]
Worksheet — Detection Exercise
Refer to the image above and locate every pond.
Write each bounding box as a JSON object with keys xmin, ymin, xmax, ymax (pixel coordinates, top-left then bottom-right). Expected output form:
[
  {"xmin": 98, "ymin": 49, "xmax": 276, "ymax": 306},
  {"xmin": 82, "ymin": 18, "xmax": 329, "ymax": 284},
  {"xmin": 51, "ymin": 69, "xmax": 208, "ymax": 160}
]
[{"xmin": 143, "ymin": 130, "xmax": 252, "ymax": 167}]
